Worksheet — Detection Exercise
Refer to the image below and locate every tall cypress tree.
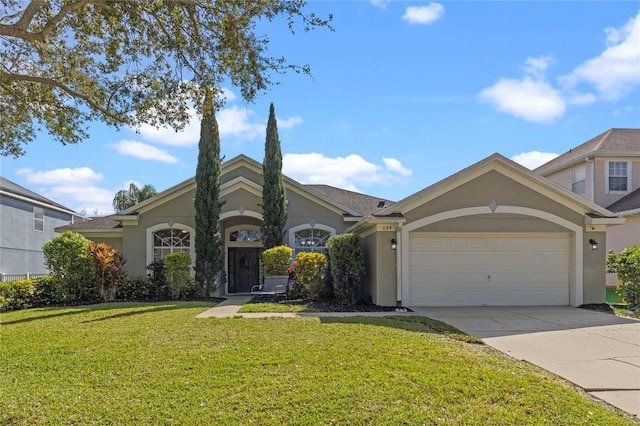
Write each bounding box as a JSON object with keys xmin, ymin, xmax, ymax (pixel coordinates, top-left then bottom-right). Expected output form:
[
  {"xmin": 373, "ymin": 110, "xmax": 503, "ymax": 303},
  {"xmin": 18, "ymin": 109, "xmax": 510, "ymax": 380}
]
[
  {"xmin": 261, "ymin": 103, "xmax": 288, "ymax": 249},
  {"xmin": 194, "ymin": 89, "xmax": 223, "ymax": 297}
]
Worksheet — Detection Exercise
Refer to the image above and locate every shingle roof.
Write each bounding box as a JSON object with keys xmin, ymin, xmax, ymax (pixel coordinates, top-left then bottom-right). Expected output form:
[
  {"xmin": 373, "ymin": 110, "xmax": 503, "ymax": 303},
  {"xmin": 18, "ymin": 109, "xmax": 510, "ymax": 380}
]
[
  {"xmin": 535, "ymin": 128, "xmax": 640, "ymax": 175},
  {"xmin": 0, "ymin": 176, "xmax": 75, "ymax": 212},
  {"xmin": 58, "ymin": 216, "xmax": 122, "ymax": 230},
  {"xmin": 606, "ymin": 188, "xmax": 640, "ymax": 213},
  {"xmin": 304, "ymin": 184, "xmax": 395, "ymax": 216}
]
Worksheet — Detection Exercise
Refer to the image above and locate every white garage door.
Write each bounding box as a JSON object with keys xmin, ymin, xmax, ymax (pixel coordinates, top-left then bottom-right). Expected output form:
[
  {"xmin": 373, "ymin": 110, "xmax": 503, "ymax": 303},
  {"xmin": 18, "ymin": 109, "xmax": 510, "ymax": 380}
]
[{"xmin": 408, "ymin": 233, "xmax": 570, "ymax": 306}]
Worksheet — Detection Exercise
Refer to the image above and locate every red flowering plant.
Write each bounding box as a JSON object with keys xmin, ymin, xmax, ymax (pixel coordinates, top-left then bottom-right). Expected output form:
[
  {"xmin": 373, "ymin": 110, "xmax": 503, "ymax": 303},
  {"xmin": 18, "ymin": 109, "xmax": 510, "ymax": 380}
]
[
  {"xmin": 286, "ymin": 261, "xmax": 297, "ymax": 283},
  {"xmin": 286, "ymin": 261, "xmax": 307, "ymax": 299}
]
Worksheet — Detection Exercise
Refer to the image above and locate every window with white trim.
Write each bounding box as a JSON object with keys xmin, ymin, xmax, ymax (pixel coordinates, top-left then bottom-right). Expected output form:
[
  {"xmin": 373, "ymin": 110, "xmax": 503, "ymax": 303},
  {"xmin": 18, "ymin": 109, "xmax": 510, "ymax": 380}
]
[
  {"xmin": 294, "ymin": 228, "xmax": 331, "ymax": 255},
  {"xmin": 33, "ymin": 206, "xmax": 44, "ymax": 231},
  {"xmin": 608, "ymin": 161, "xmax": 628, "ymax": 192},
  {"xmin": 571, "ymin": 166, "xmax": 586, "ymax": 194},
  {"xmin": 152, "ymin": 228, "xmax": 191, "ymax": 261}
]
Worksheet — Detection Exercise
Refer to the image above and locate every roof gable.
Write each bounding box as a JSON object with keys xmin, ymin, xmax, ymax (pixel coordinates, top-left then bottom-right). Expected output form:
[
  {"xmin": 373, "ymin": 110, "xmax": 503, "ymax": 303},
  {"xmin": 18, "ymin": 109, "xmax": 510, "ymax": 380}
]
[
  {"xmin": 118, "ymin": 154, "xmax": 363, "ymax": 217},
  {"xmin": 380, "ymin": 153, "xmax": 615, "ymax": 218},
  {"xmin": 535, "ymin": 128, "xmax": 640, "ymax": 175}
]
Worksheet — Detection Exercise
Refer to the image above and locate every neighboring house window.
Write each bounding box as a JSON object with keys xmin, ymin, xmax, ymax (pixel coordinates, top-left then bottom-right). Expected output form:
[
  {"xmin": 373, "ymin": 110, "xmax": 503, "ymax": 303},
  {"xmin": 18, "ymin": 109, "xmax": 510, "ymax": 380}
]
[
  {"xmin": 608, "ymin": 161, "xmax": 629, "ymax": 192},
  {"xmin": 153, "ymin": 228, "xmax": 191, "ymax": 261},
  {"xmin": 571, "ymin": 166, "xmax": 586, "ymax": 194},
  {"xmin": 230, "ymin": 229, "xmax": 262, "ymax": 242},
  {"xmin": 288, "ymin": 224, "xmax": 336, "ymax": 258},
  {"xmin": 33, "ymin": 206, "xmax": 44, "ymax": 231}
]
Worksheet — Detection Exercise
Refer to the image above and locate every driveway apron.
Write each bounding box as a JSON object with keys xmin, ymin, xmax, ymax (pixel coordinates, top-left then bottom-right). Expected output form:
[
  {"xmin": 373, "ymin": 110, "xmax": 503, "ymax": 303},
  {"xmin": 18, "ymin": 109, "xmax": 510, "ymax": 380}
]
[{"xmin": 410, "ymin": 306, "xmax": 640, "ymax": 417}]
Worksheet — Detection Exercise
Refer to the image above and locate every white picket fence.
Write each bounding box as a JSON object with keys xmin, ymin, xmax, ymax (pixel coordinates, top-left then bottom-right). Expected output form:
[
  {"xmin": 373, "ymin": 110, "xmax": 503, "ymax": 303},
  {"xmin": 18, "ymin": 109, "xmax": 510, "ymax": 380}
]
[{"xmin": 0, "ymin": 273, "xmax": 50, "ymax": 283}]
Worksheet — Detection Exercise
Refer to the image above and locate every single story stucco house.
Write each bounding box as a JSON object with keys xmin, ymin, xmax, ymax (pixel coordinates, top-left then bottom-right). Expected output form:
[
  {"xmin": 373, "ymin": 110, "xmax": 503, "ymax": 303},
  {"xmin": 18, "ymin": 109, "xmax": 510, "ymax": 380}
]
[{"xmin": 57, "ymin": 153, "xmax": 623, "ymax": 307}]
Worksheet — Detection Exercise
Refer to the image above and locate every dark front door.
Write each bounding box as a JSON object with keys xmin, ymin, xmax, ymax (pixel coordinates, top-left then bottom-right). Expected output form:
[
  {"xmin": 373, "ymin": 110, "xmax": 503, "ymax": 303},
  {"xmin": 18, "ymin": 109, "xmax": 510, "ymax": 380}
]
[{"xmin": 228, "ymin": 247, "xmax": 260, "ymax": 293}]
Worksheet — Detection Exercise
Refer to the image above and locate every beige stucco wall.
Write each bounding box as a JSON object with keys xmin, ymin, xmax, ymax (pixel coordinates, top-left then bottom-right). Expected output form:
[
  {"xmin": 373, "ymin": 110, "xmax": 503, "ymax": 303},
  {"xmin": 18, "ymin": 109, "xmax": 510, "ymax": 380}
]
[
  {"xmin": 404, "ymin": 171, "xmax": 584, "ymax": 229},
  {"xmin": 361, "ymin": 230, "xmax": 397, "ymax": 307},
  {"xmin": 606, "ymin": 216, "xmax": 640, "ymax": 286},
  {"xmin": 584, "ymin": 230, "xmax": 607, "ymax": 303}
]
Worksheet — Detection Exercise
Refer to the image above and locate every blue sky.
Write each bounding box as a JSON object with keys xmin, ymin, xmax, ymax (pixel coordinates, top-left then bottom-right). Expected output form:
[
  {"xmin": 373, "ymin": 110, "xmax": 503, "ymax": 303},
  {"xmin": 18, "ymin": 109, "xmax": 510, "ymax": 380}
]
[{"xmin": 2, "ymin": 1, "xmax": 639, "ymax": 215}]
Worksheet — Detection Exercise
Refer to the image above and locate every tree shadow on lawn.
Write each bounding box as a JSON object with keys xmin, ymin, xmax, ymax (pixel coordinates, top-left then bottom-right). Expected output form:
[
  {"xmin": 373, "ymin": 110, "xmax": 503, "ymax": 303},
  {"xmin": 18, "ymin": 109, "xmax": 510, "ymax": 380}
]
[
  {"xmin": 317, "ymin": 315, "xmax": 484, "ymax": 344},
  {"xmin": 2, "ymin": 301, "xmax": 216, "ymax": 326}
]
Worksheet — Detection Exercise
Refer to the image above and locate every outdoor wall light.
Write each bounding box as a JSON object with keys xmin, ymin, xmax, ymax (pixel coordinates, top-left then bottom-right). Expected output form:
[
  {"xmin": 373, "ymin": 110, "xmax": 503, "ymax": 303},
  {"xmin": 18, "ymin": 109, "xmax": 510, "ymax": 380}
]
[
  {"xmin": 391, "ymin": 239, "xmax": 397, "ymax": 250},
  {"xmin": 589, "ymin": 239, "xmax": 598, "ymax": 251}
]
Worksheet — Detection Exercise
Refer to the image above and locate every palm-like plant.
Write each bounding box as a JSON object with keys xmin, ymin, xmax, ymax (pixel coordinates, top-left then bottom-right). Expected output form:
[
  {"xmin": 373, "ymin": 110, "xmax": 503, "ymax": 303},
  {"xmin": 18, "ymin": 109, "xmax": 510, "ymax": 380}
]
[{"xmin": 112, "ymin": 182, "xmax": 157, "ymax": 212}]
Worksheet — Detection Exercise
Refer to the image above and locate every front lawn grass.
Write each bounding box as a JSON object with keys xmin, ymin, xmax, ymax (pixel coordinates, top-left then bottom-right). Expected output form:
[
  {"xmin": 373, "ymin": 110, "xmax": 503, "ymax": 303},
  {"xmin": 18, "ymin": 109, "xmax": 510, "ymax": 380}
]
[
  {"xmin": 238, "ymin": 300, "xmax": 314, "ymax": 313},
  {"xmin": 1, "ymin": 302, "xmax": 638, "ymax": 425}
]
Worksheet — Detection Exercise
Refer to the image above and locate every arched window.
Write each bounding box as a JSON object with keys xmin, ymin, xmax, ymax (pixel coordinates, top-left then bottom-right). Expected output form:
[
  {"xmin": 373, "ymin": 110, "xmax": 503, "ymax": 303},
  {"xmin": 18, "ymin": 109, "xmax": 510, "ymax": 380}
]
[
  {"xmin": 229, "ymin": 229, "xmax": 262, "ymax": 242},
  {"xmin": 152, "ymin": 228, "xmax": 191, "ymax": 261},
  {"xmin": 288, "ymin": 224, "xmax": 335, "ymax": 258}
]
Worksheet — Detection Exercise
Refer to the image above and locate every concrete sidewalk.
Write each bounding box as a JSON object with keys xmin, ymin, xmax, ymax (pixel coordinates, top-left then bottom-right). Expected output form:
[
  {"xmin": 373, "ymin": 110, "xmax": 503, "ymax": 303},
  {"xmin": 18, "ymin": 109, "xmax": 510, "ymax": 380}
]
[
  {"xmin": 411, "ymin": 306, "xmax": 640, "ymax": 417},
  {"xmin": 196, "ymin": 296, "xmax": 406, "ymax": 319}
]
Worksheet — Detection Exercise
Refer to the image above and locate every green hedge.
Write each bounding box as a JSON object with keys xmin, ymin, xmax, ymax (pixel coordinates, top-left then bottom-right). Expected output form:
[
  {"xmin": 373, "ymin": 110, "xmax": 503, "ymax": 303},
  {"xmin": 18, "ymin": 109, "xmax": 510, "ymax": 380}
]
[
  {"xmin": 0, "ymin": 277, "xmax": 60, "ymax": 312},
  {"xmin": 262, "ymin": 245, "xmax": 293, "ymax": 276}
]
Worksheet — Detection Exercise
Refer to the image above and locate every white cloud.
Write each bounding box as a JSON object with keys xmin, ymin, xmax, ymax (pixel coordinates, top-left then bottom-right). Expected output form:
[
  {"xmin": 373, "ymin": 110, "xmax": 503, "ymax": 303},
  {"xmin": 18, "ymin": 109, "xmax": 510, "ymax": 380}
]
[
  {"xmin": 479, "ymin": 76, "xmax": 566, "ymax": 122},
  {"xmin": 566, "ymin": 92, "xmax": 597, "ymax": 106},
  {"xmin": 371, "ymin": 0, "xmax": 391, "ymax": 9},
  {"xmin": 523, "ymin": 55, "xmax": 554, "ymax": 79},
  {"xmin": 14, "ymin": 167, "xmax": 114, "ymax": 215},
  {"xmin": 278, "ymin": 116, "xmax": 303, "ymax": 129},
  {"xmin": 402, "ymin": 3, "xmax": 444, "ymax": 25},
  {"xmin": 560, "ymin": 11, "xmax": 640, "ymax": 100},
  {"xmin": 383, "ymin": 157, "xmax": 412, "ymax": 176},
  {"xmin": 112, "ymin": 140, "xmax": 179, "ymax": 164},
  {"xmin": 16, "ymin": 167, "xmax": 104, "ymax": 185},
  {"xmin": 46, "ymin": 186, "xmax": 116, "ymax": 216},
  {"xmin": 283, "ymin": 153, "xmax": 412, "ymax": 192},
  {"xmin": 511, "ymin": 151, "xmax": 559, "ymax": 170}
]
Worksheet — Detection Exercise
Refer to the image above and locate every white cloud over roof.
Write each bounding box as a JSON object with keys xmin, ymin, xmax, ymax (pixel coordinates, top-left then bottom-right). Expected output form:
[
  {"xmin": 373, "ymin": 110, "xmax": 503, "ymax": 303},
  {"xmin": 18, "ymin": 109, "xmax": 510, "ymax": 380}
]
[
  {"xmin": 560, "ymin": 10, "xmax": 640, "ymax": 101},
  {"xmin": 283, "ymin": 153, "xmax": 413, "ymax": 192},
  {"xmin": 511, "ymin": 151, "xmax": 559, "ymax": 170},
  {"xmin": 479, "ymin": 76, "xmax": 566, "ymax": 123},
  {"xmin": 17, "ymin": 167, "xmax": 104, "ymax": 185},
  {"xmin": 112, "ymin": 140, "xmax": 179, "ymax": 164},
  {"xmin": 479, "ymin": 11, "xmax": 640, "ymax": 122},
  {"xmin": 402, "ymin": 3, "xmax": 444, "ymax": 25}
]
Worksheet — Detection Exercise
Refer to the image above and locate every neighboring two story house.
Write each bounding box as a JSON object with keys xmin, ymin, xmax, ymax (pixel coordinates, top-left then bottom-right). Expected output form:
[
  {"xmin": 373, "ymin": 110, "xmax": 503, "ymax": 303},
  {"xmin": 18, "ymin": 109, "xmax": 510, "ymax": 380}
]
[
  {"xmin": 535, "ymin": 128, "xmax": 640, "ymax": 286},
  {"xmin": 0, "ymin": 177, "xmax": 83, "ymax": 281}
]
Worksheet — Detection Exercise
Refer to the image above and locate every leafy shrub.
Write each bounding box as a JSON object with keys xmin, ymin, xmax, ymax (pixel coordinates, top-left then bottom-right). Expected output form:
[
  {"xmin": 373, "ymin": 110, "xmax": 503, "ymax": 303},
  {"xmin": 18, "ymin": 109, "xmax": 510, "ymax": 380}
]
[
  {"xmin": 261, "ymin": 245, "xmax": 293, "ymax": 276},
  {"xmin": 165, "ymin": 252, "xmax": 192, "ymax": 299},
  {"xmin": 32, "ymin": 276, "xmax": 62, "ymax": 306},
  {"xmin": 295, "ymin": 252, "xmax": 328, "ymax": 300},
  {"xmin": 0, "ymin": 277, "xmax": 65, "ymax": 312},
  {"xmin": 43, "ymin": 231, "xmax": 93, "ymax": 301},
  {"xmin": 87, "ymin": 242, "xmax": 127, "ymax": 302},
  {"xmin": 146, "ymin": 259, "xmax": 168, "ymax": 297},
  {"xmin": 117, "ymin": 276, "xmax": 153, "ymax": 301},
  {"xmin": 607, "ymin": 245, "xmax": 640, "ymax": 306},
  {"xmin": 0, "ymin": 279, "xmax": 35, "ymax": 312},
  {"xmin": 327, "ymin": 233, "xmax": 365, "ymax": 305}
]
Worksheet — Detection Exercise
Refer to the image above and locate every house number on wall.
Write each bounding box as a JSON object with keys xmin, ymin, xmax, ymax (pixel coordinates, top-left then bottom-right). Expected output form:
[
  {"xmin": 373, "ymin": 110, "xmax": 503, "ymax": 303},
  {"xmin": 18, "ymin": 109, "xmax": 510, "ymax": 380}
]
[{"xmin": 381, "ymin": 225, "xmax": 395, "ymax": 231}]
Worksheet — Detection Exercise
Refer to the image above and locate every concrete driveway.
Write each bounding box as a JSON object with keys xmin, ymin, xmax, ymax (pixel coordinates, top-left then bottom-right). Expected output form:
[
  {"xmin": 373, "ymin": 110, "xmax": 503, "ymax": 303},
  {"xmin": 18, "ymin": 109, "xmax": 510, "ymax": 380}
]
[{"xmin": 410, "ymin": 306, "xmax": 640, "ymax": 417}]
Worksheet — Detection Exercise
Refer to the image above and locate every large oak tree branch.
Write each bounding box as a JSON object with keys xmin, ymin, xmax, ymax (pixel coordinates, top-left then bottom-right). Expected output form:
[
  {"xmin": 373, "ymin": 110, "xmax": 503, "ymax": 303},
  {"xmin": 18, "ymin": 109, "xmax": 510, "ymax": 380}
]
[{"xmin": 0, "ymin": 70, "xmax": 125, "ymax": 123}]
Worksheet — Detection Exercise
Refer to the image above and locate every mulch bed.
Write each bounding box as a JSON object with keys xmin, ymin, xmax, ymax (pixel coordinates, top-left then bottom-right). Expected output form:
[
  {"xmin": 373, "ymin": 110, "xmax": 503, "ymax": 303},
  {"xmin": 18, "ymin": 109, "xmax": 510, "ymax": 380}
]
[{"xmin": 283, "ymin": 298, "xmax": 403, "ymax": 312}]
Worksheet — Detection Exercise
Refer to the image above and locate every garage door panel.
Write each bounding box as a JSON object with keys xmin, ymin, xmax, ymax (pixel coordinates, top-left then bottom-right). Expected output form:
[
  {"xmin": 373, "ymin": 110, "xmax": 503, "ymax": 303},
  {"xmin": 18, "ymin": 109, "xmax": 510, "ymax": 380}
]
[{"xmin": 408, "ymin": 233, "xmax": 570, "ymax": 306}]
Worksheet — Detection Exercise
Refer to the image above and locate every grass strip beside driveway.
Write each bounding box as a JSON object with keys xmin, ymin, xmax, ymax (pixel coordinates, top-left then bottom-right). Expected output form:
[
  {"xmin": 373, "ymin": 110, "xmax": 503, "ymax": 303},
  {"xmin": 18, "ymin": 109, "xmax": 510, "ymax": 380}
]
[{"xmin": 1, "ymin": 302, "xmax": 638, "ymax": 425}]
